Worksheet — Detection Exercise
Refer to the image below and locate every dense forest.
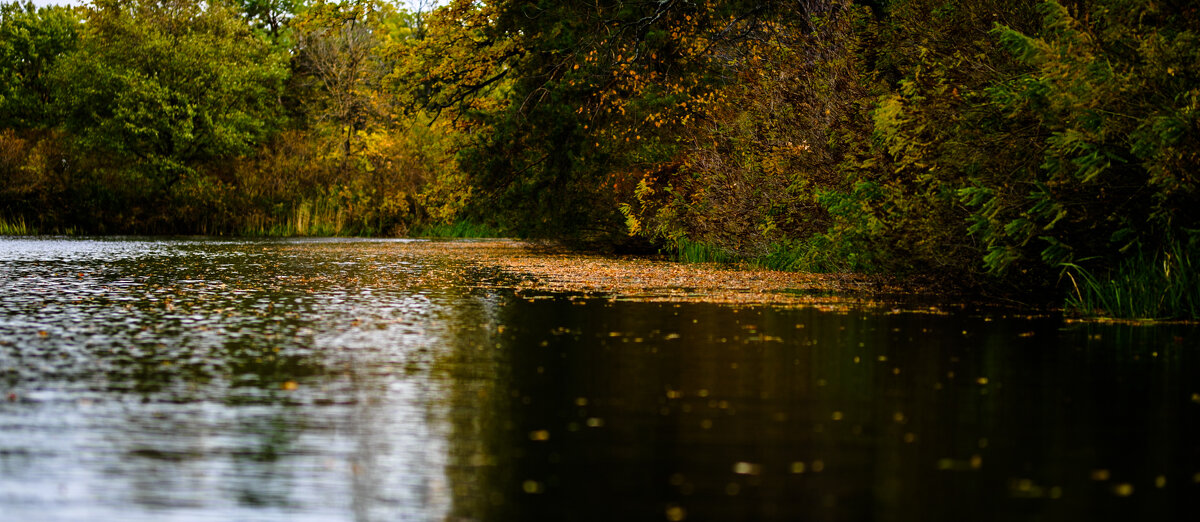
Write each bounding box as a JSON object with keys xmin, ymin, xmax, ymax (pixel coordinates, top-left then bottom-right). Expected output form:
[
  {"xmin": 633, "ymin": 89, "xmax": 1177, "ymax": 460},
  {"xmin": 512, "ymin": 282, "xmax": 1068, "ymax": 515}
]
[{"xmin": 1, "ymin": 0, "xmax": 1197, "ymax": 317}]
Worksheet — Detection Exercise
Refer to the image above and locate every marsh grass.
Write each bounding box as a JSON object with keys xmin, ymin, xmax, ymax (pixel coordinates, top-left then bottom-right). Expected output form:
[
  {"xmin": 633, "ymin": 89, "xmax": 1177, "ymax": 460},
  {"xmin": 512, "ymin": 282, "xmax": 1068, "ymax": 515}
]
[
  {"xmin": 750, "ymin": 240, "xmax": 846, "ymax": 273},
  {"xmin": 669, "ymin": 238, "xmax": 737, "ymax": 264},
  {"xmin": 411, "ymin": 221, "xmax": 503, "ymax": 238},
  {"xmin": 1063, "ymin": 240, "xmax": 1199, "ymax": 320},
  {"xmin": 670, "ymin": 238, "xmax": 854, "ymax": 273},
  {"xmin": 0, "ymin": 216, "xmax": 33, "ymax": 235},
  {"xmin": 240, "ymin": 197, "xmax": 375, "ymax": 237}
]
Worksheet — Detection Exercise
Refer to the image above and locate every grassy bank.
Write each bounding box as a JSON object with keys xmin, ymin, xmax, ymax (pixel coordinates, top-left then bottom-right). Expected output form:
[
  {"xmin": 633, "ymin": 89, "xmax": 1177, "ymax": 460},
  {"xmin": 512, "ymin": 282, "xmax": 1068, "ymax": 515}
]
[
  {"xmin": 1063, "ymin": 240, "xmax": 1199, "ymax": 321},
  {"xmin": 667, "ymin": 238, "xmax": 737, "ymax": 264},
  {"xmin": 238, "ymin": 198, "xmax": 375, "ymax": 238},
  {"xmin": 0, "ymin": 216, "xmax": 33, "ymax": 235},
  {"xmin": 411, "ymin": 221, "xmax": 503, "ymax": 239},
  {"xmin": 666, "ymin": 235, "xmax": 1199, "ymax": 322}
]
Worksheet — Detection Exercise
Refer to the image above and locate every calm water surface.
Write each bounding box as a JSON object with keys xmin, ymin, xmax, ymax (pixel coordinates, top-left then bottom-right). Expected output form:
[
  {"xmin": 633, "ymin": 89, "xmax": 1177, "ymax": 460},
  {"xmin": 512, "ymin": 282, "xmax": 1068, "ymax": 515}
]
[{"xmin": 0, "ymin": 237, "xmax": 1197, "ymax": 521}]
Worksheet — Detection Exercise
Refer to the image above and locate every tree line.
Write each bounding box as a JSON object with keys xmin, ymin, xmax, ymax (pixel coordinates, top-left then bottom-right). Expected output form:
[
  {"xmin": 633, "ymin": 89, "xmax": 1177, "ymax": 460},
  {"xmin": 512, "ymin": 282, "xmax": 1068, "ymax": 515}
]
[{"xmin": 2, "ymin": 0, "xmax": 1197, "ymax": 317}]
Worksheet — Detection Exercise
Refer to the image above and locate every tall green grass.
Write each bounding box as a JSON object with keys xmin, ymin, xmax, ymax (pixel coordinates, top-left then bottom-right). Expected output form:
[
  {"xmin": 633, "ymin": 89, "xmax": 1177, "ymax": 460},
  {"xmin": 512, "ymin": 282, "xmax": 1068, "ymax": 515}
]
[
  {"xmin": 668, "ymin": 237, "xmax": 860, "ymax": 273},
  {"xmin": 749, "ymin": 239, "xmax": 858, "ymax": 273},
  {"xmin": 1062, "ymin": 240, "xmax": 1199, "ymax": 320},
  {"xmin": 667, "ymin": 238, "xmax": 737, "ymax": 264},
  {"xmin": 411, "ymin": 221, "xmax": 502, "ymax": 238},
  {"xmin": 240, "ymin": 197, "xmax": 374, "ymax": 237},
  {"xmin": 0, "ymin": 216, "xmax": 33, "ymax": 235}
]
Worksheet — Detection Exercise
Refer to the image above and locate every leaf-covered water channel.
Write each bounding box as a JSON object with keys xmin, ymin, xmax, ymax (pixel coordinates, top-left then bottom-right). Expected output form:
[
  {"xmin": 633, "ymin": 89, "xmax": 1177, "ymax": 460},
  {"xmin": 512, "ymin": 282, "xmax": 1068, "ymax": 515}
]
[{"xmin": 0, "ymin": 237, "xmax": 1197, "ymax": 521}]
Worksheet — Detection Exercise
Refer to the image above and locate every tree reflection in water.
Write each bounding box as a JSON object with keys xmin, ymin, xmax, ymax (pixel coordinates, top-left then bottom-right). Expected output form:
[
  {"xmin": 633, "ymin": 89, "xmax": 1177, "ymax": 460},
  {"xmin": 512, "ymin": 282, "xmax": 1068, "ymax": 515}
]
[
  {"xmin": 0, "ymin": 238, "xmax": 1196, "ymax": 521},
  {"xmin": 451, "ymin": 298, "xmax": 1199, "ymax": 522}
]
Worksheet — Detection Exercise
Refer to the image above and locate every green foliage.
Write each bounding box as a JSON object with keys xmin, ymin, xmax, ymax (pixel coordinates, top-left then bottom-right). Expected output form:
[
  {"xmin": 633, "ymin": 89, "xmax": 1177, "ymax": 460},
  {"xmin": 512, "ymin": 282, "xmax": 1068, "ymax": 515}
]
[
  {"xmin": 1063, "ymin": 236, "xmax": 1200, "ymax": 320},
  {"xmin": 383, "ymin": 0, "xmax": 517, "ymax": 121},
  {"xmin": 236, "ymin": 0, "xmax": 301, "ymax": 39},
  {"xmin": 624, "ymin": 5, "xmax": 876, "ymax": 261},
  {"xmin": 974, "ymin": 0, "xmax": 1200, "ymax": 277},
  {"xmin": 0, "ymin": 215, "xmax": 32, "ymax": 235},
  {"xmin": 668, "ymin": 238, "xmax": 737, "ymax": 265},
  {"xmin": 1, "ymin": 0, "xmax": 1198, "ymax": 318},
  {"xmin": 10, "ymin": 0, "xmax": 291, "ymax": 233},
  {"xmin": 751, "ymin": 238, "xmax": 847, "ymax": 274},
  {"xmin": 0, "ymin": 2, "xmax": 81, "ymax": 129},
  {"xmin": 0, "ymin": 0, "xmax": 471, "ymax": 236},
  {"xmin": 0, "ymin": 128, "xmax": 74, "ymax": 231},
  {"xmin": 396, "ymin": 0, "xmax": 787, "ymax": 240},
  {"xmin": 832, "ymin": 0, "xmax": 1044, "ymax": 280},
  {"xmin": 291, "ymin": 0, "xmax": 395, "ymax": 156},
  {"xmin": 411, "ymin": 221, "xmax": 503, "ymax": 239},
  {"xmin": 240, "ymin": 189, "xmax": 378, "ymax": 237},
  {"xmin": 601, "ymin": 0, "xmax": 1199, "ymax": 317},
  {"xmin": 53, "ymin": 0, "xmax": 288, "ymax": 177}
]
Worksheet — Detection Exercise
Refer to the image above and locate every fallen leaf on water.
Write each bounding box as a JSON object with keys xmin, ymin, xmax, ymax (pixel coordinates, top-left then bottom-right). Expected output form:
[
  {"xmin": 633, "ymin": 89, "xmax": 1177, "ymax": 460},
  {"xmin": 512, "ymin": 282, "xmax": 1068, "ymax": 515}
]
[
  {"xmin": 732, "ymin": 462, "xmax": 761, "ymax": 475},
  {"xmin": 665, "ymin": 504, "xmax": 687, "ymax": 521}
]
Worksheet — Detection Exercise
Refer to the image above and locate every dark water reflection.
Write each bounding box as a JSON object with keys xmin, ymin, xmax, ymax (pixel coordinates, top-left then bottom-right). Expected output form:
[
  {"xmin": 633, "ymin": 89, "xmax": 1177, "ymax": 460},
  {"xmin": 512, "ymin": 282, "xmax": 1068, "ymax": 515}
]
[{"xmin": 0, "ymin": 237, "xmax": 1197, "ymax": 521}]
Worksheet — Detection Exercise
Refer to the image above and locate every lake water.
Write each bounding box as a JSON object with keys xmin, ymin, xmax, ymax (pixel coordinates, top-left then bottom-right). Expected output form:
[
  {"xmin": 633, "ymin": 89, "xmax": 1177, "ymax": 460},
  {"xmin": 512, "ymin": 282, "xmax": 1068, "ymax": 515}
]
[{"xmin": 0, "ymin": 237, "xmax": 1197, "ymax": 521}]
